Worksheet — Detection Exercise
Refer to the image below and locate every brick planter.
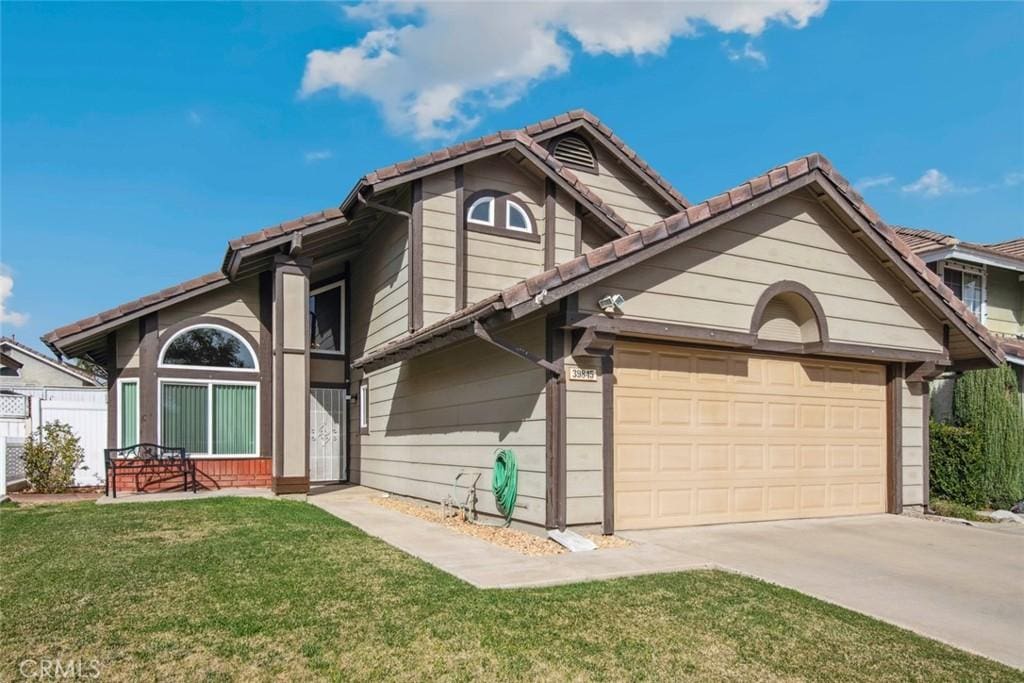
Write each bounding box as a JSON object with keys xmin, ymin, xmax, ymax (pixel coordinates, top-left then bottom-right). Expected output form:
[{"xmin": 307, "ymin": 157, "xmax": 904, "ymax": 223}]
[{"xmin": 109, "ymin": 458, "xmax": 271, "ymax": 493}]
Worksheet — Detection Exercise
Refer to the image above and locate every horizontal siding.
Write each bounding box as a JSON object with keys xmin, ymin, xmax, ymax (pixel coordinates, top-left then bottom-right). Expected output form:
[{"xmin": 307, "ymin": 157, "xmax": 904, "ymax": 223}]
[
  {"xmin": 351, "ymin": 217, "xmax": 410, "ymax": 357},
  {"xmin": 582, "ymin": 194, "xmax": 944, "ymax": 353},
  {"xmin": 985, "ymin": 266, "xmax": 1022, "ymax": 336},
  {"xmin": 117, "ymin": 322, "xmax": 141, "ymax": 369},
  {"xmin": 422, "ymin": 171, "xmax": 457, "ymax": 326},
  {"xmin": 565, "ymin": 354, "xmax": 604, "ymax": 525},
  {"xmin": 580, "ymin": 144, "xmax": 672, "ymax": 229},
  {"xmin": 358, "ymin": 317, "xmax": 548, "ymax": 526},
  {"xmin": 902, "ymin": 379, "xmax": 926, "ymax": 507},
  {"xmin": 463, "ymin": 158, "xmax": 546, "ymax": 304},
  {"xmin": 159, "ymin": 278, "xmax": 260, "ymax": 340},
  {"xmin": 554, "ymin": 192, "xmax": 577, "ymax": 263}
]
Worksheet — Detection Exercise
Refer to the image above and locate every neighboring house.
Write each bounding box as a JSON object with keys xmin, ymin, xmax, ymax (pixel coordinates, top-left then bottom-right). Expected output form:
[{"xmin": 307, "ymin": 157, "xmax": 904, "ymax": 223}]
[
  {"xmin": 893, "ymin": 228, "xmax": 1024, "ymax": 417},
  {"xmin": 1, "ymin": 336, "xmax": 101, "ymax": 389},
  {"xmin": 43, "ymin": 110, "xmax": 1001, "ymax": 531},
  {"xmin": 0, "ymin": 337, "xmax": 107, "ymax": 486}
]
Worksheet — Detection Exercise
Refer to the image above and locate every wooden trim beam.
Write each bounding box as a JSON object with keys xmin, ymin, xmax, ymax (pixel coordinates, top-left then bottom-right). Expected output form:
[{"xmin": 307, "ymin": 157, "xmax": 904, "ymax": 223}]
[
  {"xmin": 473, "ymin": 321, "xmax": 561, "ymax": 376},
  {"xmin": 454, "ymin": 166, "xmax": 466, "ymax": 310},
  {"xmin": 409, "ymin": 179, "xmax": 424, "ymax": 332}
]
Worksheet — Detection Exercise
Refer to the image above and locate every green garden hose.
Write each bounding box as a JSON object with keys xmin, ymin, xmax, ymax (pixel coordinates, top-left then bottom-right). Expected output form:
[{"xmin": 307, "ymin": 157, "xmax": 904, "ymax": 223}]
[{"xmin": 491, "ymin": 448, "xmax": 518, "ymax": 525}]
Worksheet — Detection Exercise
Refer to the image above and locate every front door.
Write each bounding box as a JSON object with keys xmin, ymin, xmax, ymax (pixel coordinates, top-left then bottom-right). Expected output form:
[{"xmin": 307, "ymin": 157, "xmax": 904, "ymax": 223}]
[{"xmin": 309, "ymin": 387, "xmax": 346, "ymax": 482}]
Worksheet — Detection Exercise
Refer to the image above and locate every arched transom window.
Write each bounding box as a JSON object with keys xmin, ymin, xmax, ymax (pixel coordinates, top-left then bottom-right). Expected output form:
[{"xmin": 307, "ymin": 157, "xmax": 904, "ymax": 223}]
[
  {"xmin": 465, "ymin": 191, "xmax": 536, "ymax": 237},
  {"xmin": 159, "ymin": 325, "xmax": 256, "ymax": 370}
]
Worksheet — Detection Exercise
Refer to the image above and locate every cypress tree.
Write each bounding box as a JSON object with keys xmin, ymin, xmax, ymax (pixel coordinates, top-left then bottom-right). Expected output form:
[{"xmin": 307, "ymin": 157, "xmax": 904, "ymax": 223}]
[{"xmin": 952, "ymin": 364, "xmax": 1024, "ymax": 508}]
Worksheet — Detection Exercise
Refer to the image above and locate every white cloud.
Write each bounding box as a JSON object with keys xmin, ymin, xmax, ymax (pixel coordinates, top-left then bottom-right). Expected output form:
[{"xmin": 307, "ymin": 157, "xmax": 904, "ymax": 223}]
[
  {"xmin": 0, "ymin": 264, "xmax": 28, "ymax": 329},
  {"xmin": 304, "ymin": 149, "xmax": 333, "ymax": 163},
  {"xmin": 901, "ymin": 169, "xmax": 980, "ymax": 198},
  {"xmin": 1004, "ymin": 171, "xmax": 1024, "ymax": 187},
  {"xmin": 724, "ymin": 41, "xmax": 767, "ymax": 67},
  {"xmin": 854, "ymin": 174, "xmax": 895, "ymax": 191},
  {"xmin": 187, "ymin": 109, "xmax": 202, "ymax": 126},
  {"xmin": 301, "ymin": 1, "xmax": 828, "ymax": 140}
]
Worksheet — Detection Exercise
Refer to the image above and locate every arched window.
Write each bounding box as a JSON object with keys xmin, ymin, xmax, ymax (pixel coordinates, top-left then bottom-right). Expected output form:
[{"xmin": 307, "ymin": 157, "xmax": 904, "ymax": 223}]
[
  {"xmin": 467, "ymin": 196, "xmax": 495, "ymax": 226},
  {"xmin": 159, "ymin": 325, "xmax": 257, "ymax": 370},
  {"xmin": 464, "ymin": 191, "xmax": 537, "ymax": 239}
]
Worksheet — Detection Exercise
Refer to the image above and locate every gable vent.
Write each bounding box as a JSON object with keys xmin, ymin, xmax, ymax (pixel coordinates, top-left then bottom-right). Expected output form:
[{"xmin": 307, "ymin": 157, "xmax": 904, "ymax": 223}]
[{"xmin": 552, "ymin": 135, "xmax": 596, "ymax": 172}]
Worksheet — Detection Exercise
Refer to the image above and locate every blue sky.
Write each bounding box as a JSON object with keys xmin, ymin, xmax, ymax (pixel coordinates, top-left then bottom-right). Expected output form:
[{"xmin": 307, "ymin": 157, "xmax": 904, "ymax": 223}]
[{"xmin": 2, "ymin": 1, "xmax": 1022, "ymax": 352}]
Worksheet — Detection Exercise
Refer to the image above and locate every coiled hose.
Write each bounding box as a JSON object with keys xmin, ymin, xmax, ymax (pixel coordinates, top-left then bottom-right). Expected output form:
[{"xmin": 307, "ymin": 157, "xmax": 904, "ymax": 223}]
[{"xmin": 491, "ymin": 448, "xmax": 518, "ymax": 526}]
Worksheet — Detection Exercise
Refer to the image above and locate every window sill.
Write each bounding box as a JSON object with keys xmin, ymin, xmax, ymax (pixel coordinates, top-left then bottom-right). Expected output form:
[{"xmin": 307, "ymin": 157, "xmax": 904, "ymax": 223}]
[{"xmin": 467, "ymin": 222, "xmax": 542, "ymax": 243}]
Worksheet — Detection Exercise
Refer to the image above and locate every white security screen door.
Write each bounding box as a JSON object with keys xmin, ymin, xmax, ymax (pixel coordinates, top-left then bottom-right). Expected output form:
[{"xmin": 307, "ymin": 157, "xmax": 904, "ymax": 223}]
[{"xmin": 309, "ymin": 388, "xmax": 346, "ymax": 482}]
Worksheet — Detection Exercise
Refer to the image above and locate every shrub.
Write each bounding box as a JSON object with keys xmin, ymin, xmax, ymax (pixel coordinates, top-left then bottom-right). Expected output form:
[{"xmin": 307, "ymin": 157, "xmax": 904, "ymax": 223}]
[
  {"xmin": 929, "ymin": 422, "xmax": 985, "ymax": 508},
  {"xmin": 952, "ymin": 364, "xmax": 1024, "ymax": 509},
  {"xmin": 930, "ymin": 498, "xmax": 988, "ymax": 523},
  {"xmin": 23, "ymin": 421, "xmax": 84, "ymax": 493}
]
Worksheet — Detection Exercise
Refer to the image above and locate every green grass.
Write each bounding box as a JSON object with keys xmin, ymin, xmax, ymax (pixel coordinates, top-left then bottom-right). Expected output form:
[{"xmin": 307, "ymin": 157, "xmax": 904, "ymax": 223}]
[
  {"xmin": 930, "ymin": 498, "xmax": 992, "ymax": 523},
  {"xmin": 1, "ymin": 499, "xmax": 1019, "ymax": 682}
]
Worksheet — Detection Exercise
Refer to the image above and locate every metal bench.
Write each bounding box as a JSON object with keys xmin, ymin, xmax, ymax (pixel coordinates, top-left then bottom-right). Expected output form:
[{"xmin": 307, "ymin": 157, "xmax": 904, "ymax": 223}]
[{"xmin": 104, "ymin": 444, "xmax": 195, "ymax": 498}]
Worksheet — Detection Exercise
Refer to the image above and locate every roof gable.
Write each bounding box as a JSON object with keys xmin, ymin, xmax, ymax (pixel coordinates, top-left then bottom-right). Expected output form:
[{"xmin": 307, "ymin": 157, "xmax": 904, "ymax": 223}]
[{"xmin": 355, "ymin": 153, "xmax": 1004, "ymax": 371}]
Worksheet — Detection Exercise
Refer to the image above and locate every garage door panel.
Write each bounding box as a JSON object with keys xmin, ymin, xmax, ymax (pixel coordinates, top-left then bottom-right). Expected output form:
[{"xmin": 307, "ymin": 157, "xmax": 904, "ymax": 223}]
[{"xmin": 614, "ymin": 343, "xmax": 887, "ymax": 530}]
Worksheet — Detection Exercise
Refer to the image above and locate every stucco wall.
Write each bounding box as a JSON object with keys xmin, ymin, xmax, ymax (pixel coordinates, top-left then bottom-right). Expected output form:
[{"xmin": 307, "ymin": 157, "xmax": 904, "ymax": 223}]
[{"xmin": 0, "ymin": 347, "xmax": 93, "ymax": 388}]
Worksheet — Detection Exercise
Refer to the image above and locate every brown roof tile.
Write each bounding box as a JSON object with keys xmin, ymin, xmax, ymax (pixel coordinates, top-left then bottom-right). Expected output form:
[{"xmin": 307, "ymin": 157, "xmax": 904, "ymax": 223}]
[{"xmin": 42, "ymin": 271, "xmax": 228, "ymax": 344}]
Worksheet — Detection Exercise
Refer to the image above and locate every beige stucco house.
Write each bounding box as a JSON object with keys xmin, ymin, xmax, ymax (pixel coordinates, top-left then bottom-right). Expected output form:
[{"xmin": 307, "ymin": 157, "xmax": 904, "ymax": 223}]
[
  {"xmin": 894, "ymin": 228, "xmax": 1023, "ymax": 416},
  {"xmin": 43, "ymin": 110, "xmax": 1002, "ymax": 531}
]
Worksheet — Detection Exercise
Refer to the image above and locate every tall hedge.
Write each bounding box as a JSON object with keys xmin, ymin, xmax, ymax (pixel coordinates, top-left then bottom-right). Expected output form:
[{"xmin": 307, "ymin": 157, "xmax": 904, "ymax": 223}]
[{"xmin": 952, "ymin": 364, "xmax": 1024, "ymax": 508}]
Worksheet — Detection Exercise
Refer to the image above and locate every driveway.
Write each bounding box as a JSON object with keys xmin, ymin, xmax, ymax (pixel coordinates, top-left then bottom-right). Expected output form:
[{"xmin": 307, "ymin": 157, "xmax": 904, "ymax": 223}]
[{"xmin": 621, "ymin": 514, "xmax": 1024, "ymax": 669}]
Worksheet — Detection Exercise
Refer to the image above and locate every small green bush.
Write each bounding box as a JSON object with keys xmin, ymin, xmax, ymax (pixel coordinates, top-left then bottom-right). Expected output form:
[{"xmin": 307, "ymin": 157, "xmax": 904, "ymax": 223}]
[
  {"xmin": 23, "ymin": 421, "xmax": 84, "ymax": 493},
  {"xmin": 929, "ymin": 498, "xmax": 989, "ymax": 523},
  {"xmin": 929, "ymin": 421, "xmax": 986, "ymax": 508}
]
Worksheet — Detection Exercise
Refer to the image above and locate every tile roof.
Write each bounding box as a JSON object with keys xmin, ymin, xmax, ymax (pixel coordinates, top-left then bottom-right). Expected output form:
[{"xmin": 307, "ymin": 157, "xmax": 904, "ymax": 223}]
[
  {"xmin": 356, "ymin": 153, "xmax": 1004, "ymax": 370},
  {"xmin": 893, "ymin": 227, "xmax": 1024, "ymax": 265},
  {"xmin": 42, "ymin": 271, "xmax": 228, "ymax": 346},
  {"xmin": 1, "ymin": 336, "xmax": 102, "ymax": 384},
  {"xmin": 224, "ymin": 117, "xmax": 644, "ymax": 261},
  {"xmin": 986, "ymin": 238, "xmax": 1024, "ymax": 260}
]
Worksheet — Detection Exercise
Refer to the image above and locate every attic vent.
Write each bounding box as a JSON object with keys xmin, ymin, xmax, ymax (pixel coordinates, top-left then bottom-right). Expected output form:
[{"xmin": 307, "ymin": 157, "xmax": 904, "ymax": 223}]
[{"xmin": 552, "ymin": 135, "xmax": 596, "ymax": 172}]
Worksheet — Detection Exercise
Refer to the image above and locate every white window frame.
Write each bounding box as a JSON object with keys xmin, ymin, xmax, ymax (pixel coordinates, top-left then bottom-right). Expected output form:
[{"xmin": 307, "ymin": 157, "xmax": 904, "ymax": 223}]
[
  {"xmin": 116, "ymin": 378, "xmax": 139, "ymax": 448},
  {"xmin": 466, "ymin": 196, "xmax": 495, "ymax": 227},
  {"xmin": 505, "ymin": 199, "xmax": 533, "ymax": 233},
  {"xmin": 938, "ymin": 260, "xmax": 987, "ymax": 323},
  {"xmin": 309, "ymin": 280, "xmax": 346, "ymax": 355},
  {"xmin": 359, "ymin": 381, "xmax": 369, "ymax": 433},
  {"xmin": 157, "ymin": 378, "xmax": 260, "ymax": 458},
  {"xmin": 158, "ymin": 323, "xmax": 259, "ymax": 373}
]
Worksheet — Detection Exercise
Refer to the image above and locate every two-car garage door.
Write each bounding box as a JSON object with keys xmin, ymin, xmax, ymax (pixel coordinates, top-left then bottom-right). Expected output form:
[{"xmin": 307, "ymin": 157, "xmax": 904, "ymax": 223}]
[{"xmin": 614, "ymin": 342, "xmax": 887, "ymax": 530}]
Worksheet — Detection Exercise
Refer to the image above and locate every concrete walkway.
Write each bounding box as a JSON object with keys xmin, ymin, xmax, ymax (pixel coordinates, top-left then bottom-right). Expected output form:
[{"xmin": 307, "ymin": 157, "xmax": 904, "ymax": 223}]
[
  {"xmin": 308, "ymin": 487, "xmax": 710, "ymax": 588},
  {"xmin": 311, "ymin": 487, "xmax": 1024, "ymax": 668}
]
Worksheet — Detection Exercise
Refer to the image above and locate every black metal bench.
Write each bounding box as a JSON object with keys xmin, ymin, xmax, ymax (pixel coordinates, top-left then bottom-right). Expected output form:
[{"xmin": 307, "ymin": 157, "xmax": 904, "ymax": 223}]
[{"xmin": 104, "ymin": 444, "xmax": 195, "ymax": 498}]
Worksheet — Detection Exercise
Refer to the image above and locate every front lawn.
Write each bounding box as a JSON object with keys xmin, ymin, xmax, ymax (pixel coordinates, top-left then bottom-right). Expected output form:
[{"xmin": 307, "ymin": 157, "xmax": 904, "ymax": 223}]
[{"xmin": 1, "ymin": 499, "xmax": 1018, "ymax": 681}]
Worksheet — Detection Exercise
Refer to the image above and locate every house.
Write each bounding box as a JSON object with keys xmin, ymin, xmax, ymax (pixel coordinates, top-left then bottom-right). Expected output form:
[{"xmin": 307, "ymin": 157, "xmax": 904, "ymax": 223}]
[
  {"xmin": 42, "ymin": 110, "xmax": 1001, "ymax": 531},
  {"xmin": 893, "ymin": 228, "xmax": 1023, "ymax": 417},
  {"xmin": 0, "ymin": 337, "xmax": 107, "ymax": 487},
  {"xmin": 1, "ymin": 336, "xmax": 102, "ymax": 389}
]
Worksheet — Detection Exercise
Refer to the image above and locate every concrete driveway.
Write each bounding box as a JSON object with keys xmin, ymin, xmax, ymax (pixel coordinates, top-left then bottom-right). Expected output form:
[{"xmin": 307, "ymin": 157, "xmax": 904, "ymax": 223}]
[{"xmin": 621, "ymin": 514, "xmax": 1024, "ymax": 669}]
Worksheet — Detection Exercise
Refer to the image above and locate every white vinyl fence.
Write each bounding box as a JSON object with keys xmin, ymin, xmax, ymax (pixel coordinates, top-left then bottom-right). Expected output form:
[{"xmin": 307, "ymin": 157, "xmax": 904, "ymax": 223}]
[
  {"xmin": 1, "ymin": 437, "xmax": 28, "ymax": 495},
  {"xmin": 0, "ymin": 387, "xmax": 107, "ymax": 487}
]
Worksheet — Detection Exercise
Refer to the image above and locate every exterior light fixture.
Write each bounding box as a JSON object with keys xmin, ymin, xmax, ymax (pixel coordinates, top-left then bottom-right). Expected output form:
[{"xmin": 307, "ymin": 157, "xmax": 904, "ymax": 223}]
[{"xmin": 598, "ymin": 293, "xmax": 625, "ymax": 315}]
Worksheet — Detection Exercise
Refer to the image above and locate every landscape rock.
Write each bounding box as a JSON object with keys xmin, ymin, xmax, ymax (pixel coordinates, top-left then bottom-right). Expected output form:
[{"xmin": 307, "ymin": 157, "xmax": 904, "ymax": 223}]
[{"xmin": 988, "ymin": 510, "xmax": 1024, "ymax": 524}]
